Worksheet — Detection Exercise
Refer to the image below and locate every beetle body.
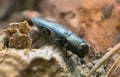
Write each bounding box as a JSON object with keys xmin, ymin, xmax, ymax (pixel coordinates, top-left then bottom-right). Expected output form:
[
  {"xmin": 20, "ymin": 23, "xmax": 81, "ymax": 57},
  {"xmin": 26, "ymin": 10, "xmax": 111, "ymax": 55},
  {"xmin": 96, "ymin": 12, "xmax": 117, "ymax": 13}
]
[{"xmin": 32, "ymin": 17, "xmax": 89, "ymax": 58}]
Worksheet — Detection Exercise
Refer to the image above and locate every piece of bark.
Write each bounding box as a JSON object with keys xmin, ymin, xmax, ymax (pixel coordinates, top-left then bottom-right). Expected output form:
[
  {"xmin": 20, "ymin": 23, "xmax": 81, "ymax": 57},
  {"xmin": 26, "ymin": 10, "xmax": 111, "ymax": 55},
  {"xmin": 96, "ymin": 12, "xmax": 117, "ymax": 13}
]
[
  {"xmin": 0, "ymin": 29, "xmax": 84, "ymax": 77},
  {"xmin": 0, "ymin": 20, "xmax": 84, "ymax": 77},
  {"xmin": 0, "ymin": 47, "xmax": 68, "ymax": 77},
  {"xmin": 0, "ymin": 25, "xmax": 69, "ymax": 77},
  {"xmin": 4, "ymin": 21, "xmax": 32, "ymax": 49}
]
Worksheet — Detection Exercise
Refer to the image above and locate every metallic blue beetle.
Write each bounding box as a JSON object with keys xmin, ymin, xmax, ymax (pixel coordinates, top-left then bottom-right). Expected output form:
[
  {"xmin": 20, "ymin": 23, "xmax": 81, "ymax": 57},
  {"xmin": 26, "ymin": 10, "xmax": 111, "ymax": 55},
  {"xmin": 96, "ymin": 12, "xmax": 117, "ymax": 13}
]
[{"xmin": 32, "ymin": 17, "xmax": 89, "ymax": 58}]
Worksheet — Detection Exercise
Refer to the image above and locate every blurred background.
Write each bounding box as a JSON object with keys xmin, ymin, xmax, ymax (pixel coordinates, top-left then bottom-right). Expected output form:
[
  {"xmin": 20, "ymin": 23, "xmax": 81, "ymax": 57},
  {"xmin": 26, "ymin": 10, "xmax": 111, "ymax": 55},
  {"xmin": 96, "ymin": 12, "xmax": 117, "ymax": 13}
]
[{"xmin": 0, "ymin": 0, "xmax": 120, "ymax": 53}]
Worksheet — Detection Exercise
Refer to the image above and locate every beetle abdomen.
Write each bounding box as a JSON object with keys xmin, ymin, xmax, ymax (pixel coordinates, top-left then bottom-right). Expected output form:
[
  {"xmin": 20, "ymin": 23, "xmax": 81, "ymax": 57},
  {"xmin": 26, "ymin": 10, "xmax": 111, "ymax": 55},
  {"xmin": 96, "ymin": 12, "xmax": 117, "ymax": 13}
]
[{"xmin": 32, "ymin": 17, "xmax": 72, "ymax": 38}]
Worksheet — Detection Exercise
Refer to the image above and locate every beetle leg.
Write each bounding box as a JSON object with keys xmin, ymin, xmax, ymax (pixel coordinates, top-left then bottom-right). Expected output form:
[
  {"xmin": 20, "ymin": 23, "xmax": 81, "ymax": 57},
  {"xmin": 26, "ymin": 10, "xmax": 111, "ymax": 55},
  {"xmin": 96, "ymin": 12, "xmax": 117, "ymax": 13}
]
[
  {"xmin": 76, "ymin": 57, "xmax": 81, "ymax": 65},
  {"xmin": 64, "ymin": 43, "xmax": 73, "ymax": 58},
  {"xmin": 64, "ymin": 43, "xmax": 69, "ymax": 59}
]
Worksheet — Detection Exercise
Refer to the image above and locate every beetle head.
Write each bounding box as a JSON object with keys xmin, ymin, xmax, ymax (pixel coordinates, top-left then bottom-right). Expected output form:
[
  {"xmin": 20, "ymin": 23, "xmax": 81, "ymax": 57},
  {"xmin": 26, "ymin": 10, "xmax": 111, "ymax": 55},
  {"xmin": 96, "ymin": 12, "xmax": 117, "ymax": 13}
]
[{"xmin": 77, "ymin": 43, "xmax": 89, "ymax": 58}]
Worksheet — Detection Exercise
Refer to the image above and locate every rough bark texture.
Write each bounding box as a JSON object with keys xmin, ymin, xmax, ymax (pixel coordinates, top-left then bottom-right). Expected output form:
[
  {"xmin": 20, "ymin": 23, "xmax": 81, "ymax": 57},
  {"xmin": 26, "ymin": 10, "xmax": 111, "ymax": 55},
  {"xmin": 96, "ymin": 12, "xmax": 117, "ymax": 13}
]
[
  {"xmin": 0, "ymin": 22, "xmax": 82, "ymax": 77},
  {"xmin": 0, "ymin": 47, "xmax": 68, "ymax": 77},
  {"xmin": 0, "ymin": 29, "xmax": 69, "ymax": 77},
  {"xmin": 0, "ymin": 21, "xmax": 69, "ymax": 77}
]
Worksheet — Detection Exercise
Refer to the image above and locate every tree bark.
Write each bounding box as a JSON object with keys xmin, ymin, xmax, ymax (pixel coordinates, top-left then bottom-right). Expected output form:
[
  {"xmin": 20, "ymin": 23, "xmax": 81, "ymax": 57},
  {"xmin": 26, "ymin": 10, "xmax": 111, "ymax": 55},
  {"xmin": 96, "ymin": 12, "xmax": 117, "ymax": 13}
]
[{"xmin": 0, "ymin": 29, "xmax": 81, "ymax": 77}]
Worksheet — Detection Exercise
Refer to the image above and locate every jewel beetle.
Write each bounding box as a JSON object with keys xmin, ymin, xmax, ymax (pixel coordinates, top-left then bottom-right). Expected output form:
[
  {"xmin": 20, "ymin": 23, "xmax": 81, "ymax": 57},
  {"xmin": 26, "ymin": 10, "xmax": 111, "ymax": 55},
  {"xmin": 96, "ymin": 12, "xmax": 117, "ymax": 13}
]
[{"xmin": 32, "ymin": 17, "xmax": 89, "ymax": 58}]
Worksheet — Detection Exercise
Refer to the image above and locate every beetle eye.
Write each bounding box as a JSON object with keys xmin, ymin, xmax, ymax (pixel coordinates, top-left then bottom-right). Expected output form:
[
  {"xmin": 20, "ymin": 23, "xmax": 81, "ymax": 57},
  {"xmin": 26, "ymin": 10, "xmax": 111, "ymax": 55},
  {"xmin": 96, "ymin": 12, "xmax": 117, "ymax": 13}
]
[
  {"xmin": 77, "ymin": 43, "xmax": 89, "ymax": 58},
  {"xmin": 78, "ymin": 43, "xmax": 88, "ymax": 50}
]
